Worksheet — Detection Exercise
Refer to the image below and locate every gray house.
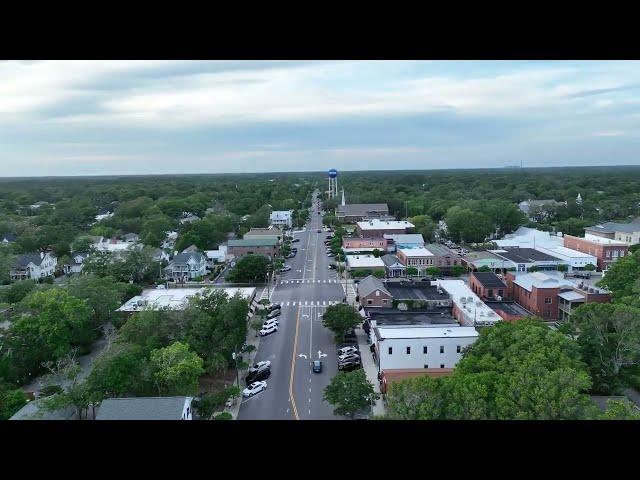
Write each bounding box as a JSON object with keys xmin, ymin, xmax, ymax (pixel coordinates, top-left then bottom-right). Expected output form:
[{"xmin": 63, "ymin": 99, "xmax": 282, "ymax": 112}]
[
  {"xmin": 163, "ymin": 252, "xmax": 207, "ymax": 281},
  {"xmin": 96, "ymin": 396, "xmax": 193, "ymax": 420}
]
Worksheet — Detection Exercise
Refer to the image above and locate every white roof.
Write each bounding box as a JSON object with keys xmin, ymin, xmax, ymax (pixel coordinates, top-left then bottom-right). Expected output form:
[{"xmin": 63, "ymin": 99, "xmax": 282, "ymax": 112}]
[
  {"xmin": 383, "ymin": 234, "xmax": 425, "ymax": 244},
  {"xmin": 495, "ymin": 227, "xmax": 563, "ymax": 249},
  {"xmin": 346, "ymin": 255, "xmax": 385, "ymax": 269},
  {"xmin": 204, "ymin": 246, "xmax": 227, "ymax": 260},
  {"xmin": 357, "ymin": 220, "xmax": 415, "ymax": 231},
  {"xmin": 437, "ymin": 279, "xmax": 502, "ymax": 324},
  {"xmin": 270, "ymin": 210, "xmax": 292, "ymax": 220},
  {"xmin": 376, "ymin": 325, "xmax": 479, "ymax": 339},
  {"xmin": 117, "ymin": 286, "xmax": 256, "ymax": 312},
  {"xmin": 512, "ymin": 271, "xmax": 574, "ymax": 292},
  {"xmin": 558, "ymin": 291, "xmax": 586, "ymax": 302},
  {"xmin": 536, "ymin": 245, "xmax": 597, "ymax": 260},
  {"xmin": 398, "ymin": 247, "xmax": 434, "ymax": 257},
  {"xmin": 582, "ymin": 234, "xmax": 629, "ymax": 245}
]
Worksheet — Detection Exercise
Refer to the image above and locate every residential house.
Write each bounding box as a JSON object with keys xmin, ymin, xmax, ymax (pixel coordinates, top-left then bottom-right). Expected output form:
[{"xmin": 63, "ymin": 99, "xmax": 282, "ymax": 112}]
[
  {"xmin": 227, "ymin": 238, "xmax": 279, "ymax": 260},
  {"xmin": 10, "ymin": 398, "xmax": 76, "ymax": 420},
  {"xmin": 269, "ymin": 210, "xmax": 293, "ymax": 228},
  {"xmin": 94, "ymin": 210, "xmax": 114, "ymax": 222},
  {"xmin": 584, "ymin": 217, "xmax": 640, "ymax": 245},
  {"xmin": 63, "ymin": 251, "xmax": 90, "ymax": 275},
  {"xmin": 161, "ymin": 231, "xmax": 178, "ymax": 249},
  {"xmin": 1, "ymin": 233, "xmax": 16, "ymax": 244},
  {"xmin": 518, "ymin": 199, "xmax": 566, "ymax": 221},
  {"xmin": 357, "ymin": 275, "xmax": 393, "ymax": 308},
  {"xmin": 563, "ymin": 235, "xmax": 629, "ymax": 271},
  {"xmin": 557, "ymin": 283, "xmax": 612, "ymax": 322},
  {"xmin": 345, "ymin": 254, "xmax": 385, "ymax": 274},
  {"xmin": 181, "ymin": 244, "xmax": 199, "ymax": 253},
  {"xmin": 96, "ymin": 396, "xmax": 194, "ymax": 420},
  {"xmin": 10, "ymin": 252, "xmax": 57, "ymax": 281},
  {"xmin": 204, "ymin": 246, "xmax": 228, "ymax": 266},
  {"xmin": 342, "ymin": 237, "xmax": 388, "ymax": 254},
  {"xmin": 121, "ymin": 233, "xmax": 139, "ymax": 243},
  {"xmin": 383, "ymin": 233, "xmax": 425, "ymax": 252},
  {"xmin": 180, "ymin": 213, "xmax": 201, "ymax": 225},
  {"xmin": 356, "ymin": 219, "xmax": 414, "ymax": 238},
  {"xmin": 381, "ymin": 254, "xmax": 406, "ymax": 278},
  {"xmin": 490, "ymin": 247, "xmax": 565, "ymax": 272},
  {"xmin": 149, "ymin": 248, "xmax": 170, "ymax": 263},
  {"xmin": 91, "ymin": 236, "xmax": 139, "ymax": 256},
  {"xmin": 336, "ymin": 203, "xmax": 390, "ymax": 223},
  {"xmin": 244, "ymin": 227, "xmax": 283, "ymax": 243},
  {"xmin": 163, "ymin": 252, "xmax": 207, "ymax": 281}
]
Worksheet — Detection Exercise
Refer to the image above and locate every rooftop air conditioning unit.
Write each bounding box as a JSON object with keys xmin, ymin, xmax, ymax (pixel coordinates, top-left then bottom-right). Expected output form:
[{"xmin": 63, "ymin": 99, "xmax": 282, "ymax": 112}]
[
  {"xmin": 460, "ymin": 297, "xmax": 467, "ymax": 304},
  {"xmin": 488, "ymin": 312, "xmax": 495, "ymax": 317},
  {"xmin": 467, "ymin": 297, "xmax": 473, "ymax": 303},
  {"xmin": 476, "ymin": 301, "xmax": 483, "ymax": 307}
]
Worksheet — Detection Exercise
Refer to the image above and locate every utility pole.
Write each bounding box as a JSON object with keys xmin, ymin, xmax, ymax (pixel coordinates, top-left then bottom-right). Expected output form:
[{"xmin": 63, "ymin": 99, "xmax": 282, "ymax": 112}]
[{"xmin": 232, "ymin": 347, "xmax": 239, "ymax": 388}]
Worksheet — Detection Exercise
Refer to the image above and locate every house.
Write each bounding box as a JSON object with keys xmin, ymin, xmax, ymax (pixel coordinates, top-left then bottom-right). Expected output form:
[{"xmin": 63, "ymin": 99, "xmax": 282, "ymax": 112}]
[
  {"xmin": 534, "ymin": 245, "xmax": 597, "ymax": 272},
  {"xmin": 1, "ymin": 233, "xmax": 16, "ymax": 244},
  {"xmin": 395, "ymin": 244, "xmax": 461, "ymax": 276},
  {"xmin": 94, "ymin": 210, "xmax": 114, "ymax": 222},
  {"xmin": 149, "ymin": 248, "xmax": 170, "ymax": 263},
  {"xmin": 345, "ymin": 255, "xmax": 385, "ymax": 274},
  {"xmin": 163, "ymin": 252, "xmax": 207, "ymax": 281},
  {"xmin": 91, "ymin": 237, "xmax": 139, "ymax": 255},
  {"xmin": 584, "ymin": 217, "xmax": 640, "ymax": 245},
  {"xmin": 557, "ymin": 283, "xmax": 612, "ymax": 322},
  {"xmin": 518, "ymin": 199, "xmax": 566, "ymax": 221},
  {"xmin": 204, "ymin": 246, "xmax": 228, "ymax": 265},
  {"xmin": 341, "ymin": 237, "xmax": 388, "ymax": 254},
  {"xmin": 383, "ymin": 233, "xmax": 425, "ymax": 252},
  {"xmin": 490, "ymin": 247, "xmax": 565, "ymax": 272},
  {"xmin": 381, "ymin": 254, "xmax": 406, "ymax": 278},
  {"xmin": 356, "ymin": 219, "xmax": 414, "ymax": 238},
  {"xmin": 181, "ymin": 244, "xmax": 199, "ymax": 253},
  {"xmin": 244, "ymin": 227, "xmax": 283, "ymax": 243},
  {"xmin": 469, "ymin": 271, "xmax": 509, "ymax": 301},
  {"xmin": 96, "ymin": 396, "xmax": 194, "ymax": 420},
  {"xmin": 117, "ymin": 286, "xmax": 256, "ymax": 313},
  {"xmin": 227, "ymin": 238, "xmax": 279, "ymax": 260},
  {"xmin": 64, "ymin": 251, "xmax": 90, "ymax": 274},
  {"xmin": 10, "ymin": 252, "xmax": 57, "ymax": 280},
  {"xmin": 269, "ymin": 210, "xmax": 293, "ymax": 228},
  {"xmin": 161, "ymin": 231, "xmax": 178, "ymax": 249},
  {"xmin": 357, "ymin": 275, "xmax": 393, "ymax": 308},
  {"xmin": 10, "ymin": 397, "xmax": 76, "ymax": 420},
  {"xmin": 180, "ymin": 214, "xmax": 201, "ymax": 225},
  {"xmin": 336, "ymin": 203, "xmax": 390, "ymax": 223},
  {"xmin": 121, "ymin": 233, "xmax": 139, "ymax": 243},
  {"xmin": 563, "ymin": 235, "xmax": 629, "ymax": 271}
]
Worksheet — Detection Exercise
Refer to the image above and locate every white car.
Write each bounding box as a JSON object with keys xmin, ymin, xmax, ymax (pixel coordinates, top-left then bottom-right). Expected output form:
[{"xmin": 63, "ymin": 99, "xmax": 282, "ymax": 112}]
[
  {"xmin": 327, "ymin": 253, "xmax": 335, "ymax": 257},
  {"xmin": 263, "ymin": 319, "xmax": 279, "ymax": 329},
  {"xmin": 259, "ymin": 324, "xmax": 278, "ymax": 336},
  {"xmin": 338, "ymin": 346, "xmax": 359, "ymax": 356},
  {"xmin": 338, "ymin": 352, "xmax": 360, "ymax": 362},
  {"xmin": 248, "ymin": 361, "xmax": 271, "ymax": 373},
  {"xmin": 242, "ymin": 381, "xmax": 267, "ymax": 397}
]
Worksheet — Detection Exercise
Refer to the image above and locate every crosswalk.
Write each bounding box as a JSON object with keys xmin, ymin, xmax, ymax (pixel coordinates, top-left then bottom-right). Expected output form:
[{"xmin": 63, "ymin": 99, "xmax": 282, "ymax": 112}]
[
  {"xmin": 280, "ymin": 300, "xmax": 341, "ymax": 307},
  {"xmin": 280, "ymin": 279, "xmax": 339, "ymax": 284}
]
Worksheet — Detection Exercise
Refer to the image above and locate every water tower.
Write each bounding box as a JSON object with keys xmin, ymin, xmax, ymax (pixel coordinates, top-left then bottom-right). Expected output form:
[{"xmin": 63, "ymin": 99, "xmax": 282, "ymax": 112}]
[{"xmin": 328, "ymin": 168, "xmax": 338, "ymax": 199}]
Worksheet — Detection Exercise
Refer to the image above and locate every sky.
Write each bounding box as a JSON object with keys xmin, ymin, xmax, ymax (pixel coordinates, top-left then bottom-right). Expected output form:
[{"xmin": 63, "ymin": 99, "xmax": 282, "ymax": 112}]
[{"xmin": 0, "ymin": 60, "xmax": 639, "ymax": 177}]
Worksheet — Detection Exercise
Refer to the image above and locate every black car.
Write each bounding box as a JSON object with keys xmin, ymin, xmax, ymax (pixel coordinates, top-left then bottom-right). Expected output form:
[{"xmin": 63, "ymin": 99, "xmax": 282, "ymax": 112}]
[
  {"xmin": 246, "ymin": 366, "xmax": 271, "ymax": 384},
  {"xmin": 338, "ymin": 360, "xmax": 361, "ymax": 371},
  {"xmin": 328, "ymin": 264, "xmax": 337, "ymax": 270},
  {"xmin": 267, "ymin": 303, "xmax": 281, "ymax": 312},
  {"xmin": 292, "ymin": 238, "xmax": 300, "ymax": 243},
  {"xmin": 312, "ymin": 360, "xmax": 322, "ymax": 373}
]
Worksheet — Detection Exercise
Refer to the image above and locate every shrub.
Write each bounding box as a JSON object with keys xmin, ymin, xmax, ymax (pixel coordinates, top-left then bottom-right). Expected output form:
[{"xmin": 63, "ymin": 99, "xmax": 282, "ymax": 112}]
[{"xmin": 213, "ymin": 412, "xmax": 233, "ymax": 420}]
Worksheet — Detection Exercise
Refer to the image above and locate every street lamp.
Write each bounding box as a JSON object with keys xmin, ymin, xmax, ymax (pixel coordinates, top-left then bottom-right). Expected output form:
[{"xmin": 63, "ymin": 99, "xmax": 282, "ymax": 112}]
[{"xmin": 232, "ymin": 348, "xmax": 240, "ymax": 388}]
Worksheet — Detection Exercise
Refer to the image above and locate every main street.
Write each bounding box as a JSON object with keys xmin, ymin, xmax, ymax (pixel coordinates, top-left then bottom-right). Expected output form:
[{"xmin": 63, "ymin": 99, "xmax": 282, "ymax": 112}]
[{"xmin": 238, "ymin": 190, "xmax": 346, "ymax": 420}]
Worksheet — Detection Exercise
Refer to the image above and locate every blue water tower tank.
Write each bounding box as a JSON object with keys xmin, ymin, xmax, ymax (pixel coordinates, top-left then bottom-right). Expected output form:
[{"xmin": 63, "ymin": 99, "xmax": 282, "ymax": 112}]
[{"xmin": 328, "ymin": 169, "xmax": 338, "ymax": 178}]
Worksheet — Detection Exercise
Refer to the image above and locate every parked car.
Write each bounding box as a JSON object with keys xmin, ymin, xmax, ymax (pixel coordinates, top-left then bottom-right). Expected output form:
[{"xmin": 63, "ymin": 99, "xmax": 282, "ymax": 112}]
[
  {"xmin": 267, "ymin": 309, "xmax": 282, "ymax": 319},
  {"xmin": 328, "ymin": 264, "xmax": 337, "ymax": 270},
  {"xmin": 280, "ymin": 265, "xmax": 292, "ymax": 272},
  {"xmin": 242, "ymin": 381, "xmax": 267, "ymax": 397},
  {"xmin": 259, "ymin": 324, "xmax": 278, "ymax": 336},
  {"xmin": 246, "ymin": 366, "xmax": 271, "ymax": 384},
  {"xmin": 337, "ymin": 346, "xmax": 359, "ymax": 356},
  {"xmin": 327, "ymin": 253, "xmax": 335, "ymax": 257},
  {"xmin": 574, "ymin": 272, "xmax": 591, "ymax": 279},
  {"xmin": 266, "ymin": 303, "xmax": 281, "ymax": 312},
  {"xmin": 338, "ymin": 352, "xmax": 361, "ymax": 362},
  {"xmin": 292, "ymin": 238, "xmax": 300, "ymax": 243},
  {"xmin": 338, "ymin": 360, "xmax": 361, "ymax": 371},
  {"xmin": 317, "ymin": 229, "xmax": 322, "ymax": 233},
  {"xmin": 286, "ymin": 252, "xmax": 296, "ymax": 258},
  {"xmin": 248, "ymin": 360, "xmax": 271, "ymax": 373},
  {"xmin": 312, "ymin": 360, "xmax": 322, "ymax": 373},
  {"xmin": 262, "ymin": 319, "xmax": 279, "ymax": 329}
]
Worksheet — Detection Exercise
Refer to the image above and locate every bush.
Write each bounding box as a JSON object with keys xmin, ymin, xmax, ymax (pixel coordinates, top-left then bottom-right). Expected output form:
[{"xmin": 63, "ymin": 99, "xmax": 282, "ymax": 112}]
[
  {"xmin": 584, "ymin": 263, "xmax": 597, "ymax": 271},
  {"xmin": 39, "ymin": 385, "xmax": 63, "ymax": 397},
  {"xmin": 478, "ymin": 265, "xmax": 491, "ymax": 272},
  {"xmin": 557, "ymin": 264, "xmax": 569, "ymax": 272},
  {"xmin": 41, "ymin": 276, "xmax": 54, "ymax": 284},
  {"xmin": 213, "ymin": 412, "xmax": 233, "ymax": 420}
]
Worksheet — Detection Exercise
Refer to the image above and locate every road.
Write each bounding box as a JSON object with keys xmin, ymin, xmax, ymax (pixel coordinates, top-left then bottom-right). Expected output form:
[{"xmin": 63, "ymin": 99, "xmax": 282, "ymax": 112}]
[{"xmin": 238, "ymin": 190, "xmax": 346, "ymax": 420}]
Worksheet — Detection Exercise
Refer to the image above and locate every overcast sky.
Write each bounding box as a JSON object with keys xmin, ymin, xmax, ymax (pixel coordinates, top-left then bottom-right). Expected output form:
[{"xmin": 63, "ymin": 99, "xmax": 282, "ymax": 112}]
[{"xmin": 1, "ymin": 60, "xmax": 639, "ymax": 177}]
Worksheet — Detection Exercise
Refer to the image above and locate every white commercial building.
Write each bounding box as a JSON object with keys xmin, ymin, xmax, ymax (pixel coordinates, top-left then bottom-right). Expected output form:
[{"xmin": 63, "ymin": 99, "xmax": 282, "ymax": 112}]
[
  {"xmin": 269, "ymin": 210, "xmax": 293, "ymax": 228},
  {"xmin": 204, "ymin": 246, "xmax": 228, "ymax": 264},
  {"xmin": 373, "ymin": 324, "xmax": 479, "ymax": 371},
  {"xmin": 345, "ymin": 254, "xmax": 385, "ymax": 271},
  {"xmin": 534, "ymin": 245, "xmax": 597, "ymax": 271},
  {"xmin": 494, "ymin": 226, "xmax": 563, "ymax": 249},
  {"xmin": 117, "ymin": 286, "xmax": 256, "ymax": 312},
  {"xmin": 356, "ymin": 219, "xmax": 415, "ymax": 234},
  {"xmin": 436, "ymin": 279, "xmax": 503, "ymax": 326}
]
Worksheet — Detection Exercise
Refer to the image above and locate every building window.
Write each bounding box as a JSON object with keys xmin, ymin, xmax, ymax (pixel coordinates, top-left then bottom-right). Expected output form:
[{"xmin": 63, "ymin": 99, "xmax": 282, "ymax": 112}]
[
  {"xmin": 423, "ymin": 346, "xmax": 428, "ymax": 354},
  {"xmin": 382, "ymin": 299, "xmax": 388, "ymax": 304},
  {"xmin": 440, "ymin": 345, "xmax": 444, "ymax": 354},
  {"xmin": 488, "ymin": 289, "xmax": 493, "ymax": 298},
  {"xmin": 424, "ymin": 364, "xmax": 429, "ymax": 369},
  {"xmin": 457, "ymin": 345, "xmax": 461, "ymax": 353},
  {"xmin": 367, "ymin": 299, "xmax": 373, "ymax": 305},
  {"xmin": 406, "ymin": 346, "xmax": 411, "ymax": 354},
  {"xmin": 388, "ymin": 347, "xmax": 393, "ymax": 355},
  {"xmin": 545, "ymin": 298, "xmax": 552, "ymax": 304},
  {"xmin": 440, "ymin": 364, "xmax": 445, "ymax": 369}
]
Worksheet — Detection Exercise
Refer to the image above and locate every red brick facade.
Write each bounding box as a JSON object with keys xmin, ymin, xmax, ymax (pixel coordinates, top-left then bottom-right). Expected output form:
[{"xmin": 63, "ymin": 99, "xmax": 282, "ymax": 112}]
[
  {"xmin": 563, "ymin": 235, "xmax": 629, "ymax": 271},
  {"xmin": 469, "ymin": 273, "xmax": 510, "ymax": 301},
  {"xmin": 504, "ymin": 272, "xmax": 559, "ymax": 320}
]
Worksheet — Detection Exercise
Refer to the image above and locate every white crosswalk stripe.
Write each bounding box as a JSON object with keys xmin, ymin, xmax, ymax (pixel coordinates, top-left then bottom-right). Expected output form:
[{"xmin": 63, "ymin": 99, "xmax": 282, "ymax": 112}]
[{"xmin": 286, "ymin": 301, "xmax": 290, "ymax": 306}]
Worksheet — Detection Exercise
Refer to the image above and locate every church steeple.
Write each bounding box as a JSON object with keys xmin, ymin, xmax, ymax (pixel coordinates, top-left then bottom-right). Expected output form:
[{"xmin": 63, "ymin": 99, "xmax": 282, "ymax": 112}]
[{"xmin": 341, "ymin": 188, "xmax": 346, "ymax": 206}]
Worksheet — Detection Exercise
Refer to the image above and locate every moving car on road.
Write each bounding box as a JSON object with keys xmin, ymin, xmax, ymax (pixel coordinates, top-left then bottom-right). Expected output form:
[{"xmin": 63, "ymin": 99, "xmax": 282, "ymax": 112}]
[
  {"xmin": 312, "ymin": 360, "xmax": 322, "ymax": 373},
  {"xmin": 259, "ymin": 324, "xmax": 278, "ymax": 336},
  {"xmin": 242, "ymin": 381, "xmax": 267, "ymax": 397},
  {"xmin": 292, "ymin": 238, "xmax": 300, "ymax": 243}
]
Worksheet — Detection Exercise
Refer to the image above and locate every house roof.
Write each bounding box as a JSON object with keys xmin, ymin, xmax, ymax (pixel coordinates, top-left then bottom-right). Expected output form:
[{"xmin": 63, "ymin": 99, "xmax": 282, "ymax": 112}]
[
  {"xmin": 512, "ymin": 272, "xmax": 574, "ymax": 292},
  {"xmin": 558, "ymin": 290, "xmax": 586, "ymax": 302},
  {"xmin": 486, "ymin": 301, "xmax": 531, "ymax": 317},
  {"xmin": 122, "ymin": 233, "xmax": 138, "ymax": 240},
  {"xmin": 368, "ymin": 309, "xmax": 456, "ymax": 326},
  {"xmin": 337, "ymin": 203, "xmax": 389, "ymax": 217},
  {"xmin": 358, "ymin": 275, "xmax": 391, "ymax": 298},
  {"xmin": 491, "ymin": 248, "xmax": 563, "ymax": 264},
  {"xmin": 423, "ymin": 244, "xmax": 458, "ymax": 257},
  {"xmin": 585, "ymin": 218, "xmax": 640, "ymax": 235},
  {"xmin": 96, "ymin": 396, "xmax": 191, "ymax": 420},
  {"xmin": 397, "ymin": 247, "xmax": 434, "ymax": 257},
  {"xmin": 228, "ymin": 238, "xmax": 278, "ymax": 247},
  {"xmin": 172, "ymin": 252, "xmax": 205, "ymax": 264},
  {"xmin": 471, "ymin": 272, "xmax": 507, "ymax": 289},
  {"xmin": 13, "ymin": 253, "xmax": 47, "ymax": 268},
  {"xmin": 383, "ymin": 234, "xmax": 425, "ymax": 244},
  {"xmin": 381, "ymin": 254, "xmax": 404, "ymax": 267},
  {"xmin": 10, "ymin": 397, "xmax": 76, "ymax": 420},
  {"xmin": 345, "ymin": 255, "xmax": 385, "ymax": 269},
  {"xmin": 375, "ymin": 325, "xmax": 478, "ymax": 339},
  {"xmin": 181, "ymin": 245, "xmax": 199, "ymax": 253},
  {"xmin": 357, "ymin": 220, "xmax": 414, "ymax": 231},
  {"xmin": 385, "ymin": 282, "xmax": 444, "ymax": 301}
]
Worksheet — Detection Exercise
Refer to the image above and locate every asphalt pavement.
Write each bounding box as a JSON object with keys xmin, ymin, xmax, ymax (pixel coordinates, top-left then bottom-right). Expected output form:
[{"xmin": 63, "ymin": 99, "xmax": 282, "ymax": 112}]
[{"xmin": 238, "ymin": 190, "xmax": 346, "ymax": 420}]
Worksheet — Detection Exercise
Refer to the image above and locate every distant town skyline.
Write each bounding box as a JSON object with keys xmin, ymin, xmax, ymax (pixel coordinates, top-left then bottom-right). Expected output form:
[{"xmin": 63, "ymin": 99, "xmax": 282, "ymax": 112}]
[{"xmin": 1, "ymin": 60, "xmax": 639, "ymax": 177}]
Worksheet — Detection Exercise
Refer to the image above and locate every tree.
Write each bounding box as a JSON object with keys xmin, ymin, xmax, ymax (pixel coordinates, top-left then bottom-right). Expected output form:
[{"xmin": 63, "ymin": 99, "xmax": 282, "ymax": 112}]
[
  {"xmin": 4, "ymin": 279, "xmax": 37, "ymax": 304},
  {"xmin": 66, "ymin": 274, "xmax": 128, "ymax": 325},
  {"xmin": 569, "ymin": 303, "xmax": 640, "ymax": 394},
  {"xmin": 597, "ymin": 251, "xmax": 640, "ymax": 303},
  {"xmin": 451, "ymin": 265, "xmax": 466, "ymax": 277},
  {"xmin": 323, "ymin": 369, "xmax": 379, "ymax": 419},
  {"xmin": 385, "ymin": 319, "xmax": 596, "ymax": 420},
  {"xmin": 478, "ymin": 265, "xmax": 491, "ymax": 272},
  {"xmin": 557, "ymin": 264, "xmax": 569, "ymax": 272},
  {"xmin": 70, "ymin": 235, "xmax": 93, "ymax": 253},
  {"xmin": 85, "ymin": 342, "xmax": 152, "ymax": 398},
  {"xmin": 322, "ymin": 303, "xmax": 361, "ymax": 342},
  {"xmin": 227, "ymin": 254, "xmax": 270, "ymax": 283},
  {"xmin": 426, "ymin": 267, "xmax": 441, "ymax": 277},
  {"xmin": 149, "ymin": 341, "xmax": 204, "ymax": 396},
  {"xmin": 409, "ymin": 215, "xmax": 436, "ymax": 242},
  {"xmin": 405, "ymin": 266, "xmax": 418, "ymax": 277},
  {"xmin": 371, "ymin": 248, "xmax": 382, "ymax": 258},
  {"xmin": 445, "ymin": 206, "xmax": 492, "ymax": 244},
  {"xmin": 0, "ymin": 382, "xmax": 28, "ymax": 420},
  {"xmin": 599, "ymin": 399, "xmax": 640, "ymax": 420}
]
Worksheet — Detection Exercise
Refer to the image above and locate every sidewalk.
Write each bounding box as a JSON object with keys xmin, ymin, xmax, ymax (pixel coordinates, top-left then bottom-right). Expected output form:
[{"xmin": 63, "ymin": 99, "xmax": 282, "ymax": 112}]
[{"xmin": 355, "ymin": 322, "xmax": 386, "ymax": 418}]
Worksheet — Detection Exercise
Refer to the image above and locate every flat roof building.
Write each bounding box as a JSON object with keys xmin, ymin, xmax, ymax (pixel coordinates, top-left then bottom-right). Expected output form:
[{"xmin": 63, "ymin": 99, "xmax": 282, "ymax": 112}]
[{"xmin": 117, "ymin": 286, "xmax": 256, "ymax": 312}]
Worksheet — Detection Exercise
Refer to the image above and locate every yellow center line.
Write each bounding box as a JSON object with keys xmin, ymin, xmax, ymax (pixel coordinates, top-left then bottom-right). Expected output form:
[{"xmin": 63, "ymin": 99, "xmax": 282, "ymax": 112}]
[{"xmin": 288, "ymin": 304, "xmax": 302, "ymax": 420}]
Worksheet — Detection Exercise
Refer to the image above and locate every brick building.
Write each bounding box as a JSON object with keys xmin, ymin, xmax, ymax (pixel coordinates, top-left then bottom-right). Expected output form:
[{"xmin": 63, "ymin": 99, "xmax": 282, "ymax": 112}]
[
  {"xmin": 356, "ymin": 219, "xmax": 414, "ymax": 239},
  {"xmin": 227, "ymin": 238, "xmax": 280, "ymax": 260},
  {"xmin": 563, "ymin": 235, "xmax": 629, "ymax": 271},
  {"xmin": 469, "ymin": 272, "xmax": 509, "ymax": 300},
  {"xmin": 504, "ymin": 271, "xmax": 574, "ymax": 320},
  {"xmin": 357, "ymin": 275, "xmax": 393, "ymax": 308}
]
